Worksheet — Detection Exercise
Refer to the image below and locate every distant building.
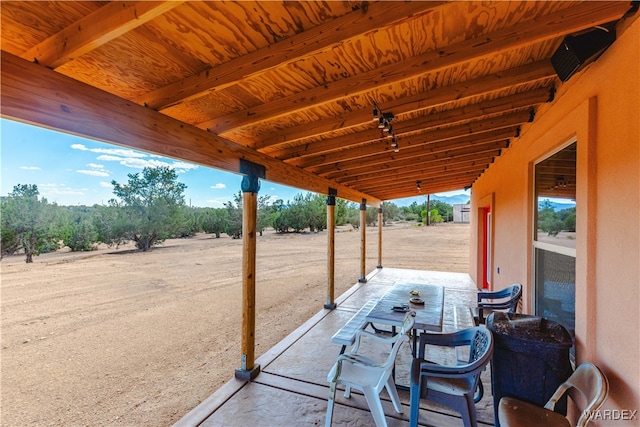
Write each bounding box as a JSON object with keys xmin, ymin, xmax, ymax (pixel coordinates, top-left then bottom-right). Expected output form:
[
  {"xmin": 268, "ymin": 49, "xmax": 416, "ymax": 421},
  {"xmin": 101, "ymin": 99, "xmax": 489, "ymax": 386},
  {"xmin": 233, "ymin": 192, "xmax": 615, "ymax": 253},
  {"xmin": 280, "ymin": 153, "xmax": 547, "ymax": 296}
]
[{"xmin": 453, "ymin": 204, "xmax": 470, "ymax": 223}]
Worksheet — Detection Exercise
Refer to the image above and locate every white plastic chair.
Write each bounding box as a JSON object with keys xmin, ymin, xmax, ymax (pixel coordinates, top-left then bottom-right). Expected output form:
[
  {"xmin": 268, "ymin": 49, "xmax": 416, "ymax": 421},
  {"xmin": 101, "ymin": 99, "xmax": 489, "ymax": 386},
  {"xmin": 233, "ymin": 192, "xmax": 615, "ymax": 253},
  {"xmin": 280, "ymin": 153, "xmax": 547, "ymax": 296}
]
[
  {"xmin": 325, "ymin": 313, "xmax": 415, "ymax": 427},
  {"xmin": 498, "ymin": 362, "xmax": 609, "ymax": 427}
]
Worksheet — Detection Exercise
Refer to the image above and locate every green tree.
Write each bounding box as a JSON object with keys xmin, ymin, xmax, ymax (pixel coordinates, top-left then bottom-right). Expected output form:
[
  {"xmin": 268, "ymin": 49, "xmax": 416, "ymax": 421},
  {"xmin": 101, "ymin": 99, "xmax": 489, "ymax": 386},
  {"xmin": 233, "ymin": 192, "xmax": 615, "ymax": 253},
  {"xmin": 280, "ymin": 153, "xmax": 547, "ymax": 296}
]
[
  {"xmin": 1, "ymin": 184, "xmax": 60, "ymax": 262},
  {"xmin": 304, "ymin": 193, "xmax": 326, "ymax": 232},
  {"xmin": 381, "ymin": 201, "xmax": 399, "ymax": 225},
  {"xmin": 173, "ymin": 206, "xmax": 199, "ymax": 238},
  {"xmin": 538, "ymin": 200, "xmax": 563, "ymax": 236},
  {"xmin": 65, "ymin": 219, "xmax": 97, "ymax": 251},
  {"xmin": 429, "ymin": 208, "xmax": 444, "ymax": 224},
  {"xmin": 199, "ymin": 208, "xmax": 229, "ymax": 238},
  {"xmin": 335, "ymin": 198, "xmax": 349, "ymax": 226},
  {"xmin": 283, "ymin": 194, "xmax": 308, "ymax": 232},
  {"xmin": 257, "ymin": 195, "xmax": 273, "ymax": 236},
  {"xmin": 345, "ymin": 202, "xmax": 361, "ymax": 229},
  {"xmin": 106, "ymin": 166, "xmax": 187, "ymax": 251},
  {"xmin": 1, "ymin": 223, "xmax": 19, "ymax": 258},
  {"xmin": 428, "ymin": 200, "xmax": 453, "ymax": 222},
  {"xmin": 563, "ymin": 212, "xmax": 576, "ymax": 232},
  {"xmin": 224, "ymin": 191, "xmax": 243, "ymax": 239}
]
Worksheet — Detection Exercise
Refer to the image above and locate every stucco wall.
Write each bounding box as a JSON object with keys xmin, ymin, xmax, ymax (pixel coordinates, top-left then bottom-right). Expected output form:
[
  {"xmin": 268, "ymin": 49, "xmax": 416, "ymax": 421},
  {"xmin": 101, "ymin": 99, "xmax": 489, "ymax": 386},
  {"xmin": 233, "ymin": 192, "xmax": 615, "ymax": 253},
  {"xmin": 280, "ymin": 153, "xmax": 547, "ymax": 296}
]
[{"xmin": 470, "ymin": 16, "xmax": 639, "ymax": 423}]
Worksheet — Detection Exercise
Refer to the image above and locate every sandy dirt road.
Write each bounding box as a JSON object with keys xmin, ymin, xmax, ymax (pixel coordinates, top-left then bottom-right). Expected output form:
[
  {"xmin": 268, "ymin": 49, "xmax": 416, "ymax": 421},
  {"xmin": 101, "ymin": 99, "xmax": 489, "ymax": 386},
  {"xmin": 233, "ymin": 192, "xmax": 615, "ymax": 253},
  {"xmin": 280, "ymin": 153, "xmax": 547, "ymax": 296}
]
[{"xmin": 1, "ymin": 222, "xmax": 469, "ymax": 426}]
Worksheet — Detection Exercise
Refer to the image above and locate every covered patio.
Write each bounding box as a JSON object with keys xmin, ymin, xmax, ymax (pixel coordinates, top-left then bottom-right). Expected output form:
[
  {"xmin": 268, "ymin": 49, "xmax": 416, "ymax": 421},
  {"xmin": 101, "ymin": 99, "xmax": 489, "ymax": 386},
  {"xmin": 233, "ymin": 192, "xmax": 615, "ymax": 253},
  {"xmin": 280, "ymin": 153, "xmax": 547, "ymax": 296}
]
[
  {"xmin": 2, "ymin": 1, "xmax": 638, "ymax": 425},
  {"xmin": 176, "ymin": 267, "xmax": 492, "ymax": 427}
]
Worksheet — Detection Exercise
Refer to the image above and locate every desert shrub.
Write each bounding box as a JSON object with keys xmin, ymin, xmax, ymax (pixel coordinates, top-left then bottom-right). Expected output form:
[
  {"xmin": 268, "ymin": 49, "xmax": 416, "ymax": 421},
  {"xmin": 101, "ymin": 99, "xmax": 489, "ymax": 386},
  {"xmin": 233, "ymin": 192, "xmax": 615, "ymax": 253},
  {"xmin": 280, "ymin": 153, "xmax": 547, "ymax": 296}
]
[
  {"xmin": 404, "ymin": 212, "xmax": 419, "ymax": 222},
  {"xmin": 199, "ymin": 208, "xmax": 229, "ymax": 238},
  {"xmin": 65, "ymin": 220, "xmax": 97, "ymax": 252},
  {"xmin": 1, "ymin": 184, "xmax": 61, "ymax": 262},
  {"xmin": 107, "ymin": 167, "xmax": 188, "ymax": 251}
]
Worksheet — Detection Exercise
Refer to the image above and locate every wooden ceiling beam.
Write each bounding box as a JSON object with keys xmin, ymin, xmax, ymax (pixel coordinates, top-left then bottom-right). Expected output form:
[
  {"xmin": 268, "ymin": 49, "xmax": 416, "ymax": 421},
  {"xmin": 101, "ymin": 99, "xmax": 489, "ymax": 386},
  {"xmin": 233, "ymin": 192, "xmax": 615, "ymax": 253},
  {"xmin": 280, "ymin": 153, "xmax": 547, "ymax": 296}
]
[
  {"xmin": 358, "ymin": 170, "xmax": 484, "ymax": 194},
  {"xmin": 136, "ymin": 2, "xmax": 443, "ymax": 109},
  {"xmin": 201, "ymin": 1, "xmax": 628, "ymax": 134},
  {"xmin": 323, "ymin": 145, "xmax": 505, "ymax": 181},
  {"xmin": 0, "ymin": 52, "xmax": 378, "ymax": 205},
  {"xmin": 338, "ymin": 158, "xmax": 493, "ymax": 187},
  {"xmin": 268, "ymin": 87, "xmax": 549, "ymax": 161},
  {"xmin": 343, "ymin": 162, "xmax": 489, "ymax": 189},
  {"xmin": 252, "ymin": 60, "xmax": 555, "ymax": 150},
  {"xmin": 21, "ymin": 1, "xmax": 183, "ymax": 69},
  {"xmin": 372, "ymin": 177, "xmax": 479, "ymax": 201},
  {"xmin": 297, "ymin": 111, "xmax": 526, "ymax": 170}
]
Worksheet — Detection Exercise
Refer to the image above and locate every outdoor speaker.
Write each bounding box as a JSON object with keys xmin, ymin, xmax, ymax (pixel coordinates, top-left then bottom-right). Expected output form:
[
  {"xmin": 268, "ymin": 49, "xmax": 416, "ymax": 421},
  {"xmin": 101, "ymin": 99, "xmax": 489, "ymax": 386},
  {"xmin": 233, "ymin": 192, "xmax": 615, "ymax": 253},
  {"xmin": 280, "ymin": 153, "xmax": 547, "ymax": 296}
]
[{"xmin": 551, "ymin": 27, "xmax": 616, "ymax": 82}]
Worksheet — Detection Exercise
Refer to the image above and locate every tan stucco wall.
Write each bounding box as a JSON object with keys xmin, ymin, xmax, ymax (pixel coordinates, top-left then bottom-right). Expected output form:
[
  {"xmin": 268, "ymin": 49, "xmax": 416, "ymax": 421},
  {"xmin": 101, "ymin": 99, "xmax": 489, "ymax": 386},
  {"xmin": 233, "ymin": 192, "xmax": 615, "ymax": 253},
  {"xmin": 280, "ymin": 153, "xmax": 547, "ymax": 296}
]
[{"xmin": 470, "ymin": 16, "xmax": 639, "ymax": 423}]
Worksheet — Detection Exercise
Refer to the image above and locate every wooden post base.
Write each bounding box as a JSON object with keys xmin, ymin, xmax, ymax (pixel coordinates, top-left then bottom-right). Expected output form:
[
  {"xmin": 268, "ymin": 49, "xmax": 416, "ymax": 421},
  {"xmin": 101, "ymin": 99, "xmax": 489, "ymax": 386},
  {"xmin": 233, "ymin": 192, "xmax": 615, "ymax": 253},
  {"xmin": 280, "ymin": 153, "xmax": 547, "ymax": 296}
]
[{"xmin": 235, "ymin": 364, "xmax": 261, "ymax": 381}]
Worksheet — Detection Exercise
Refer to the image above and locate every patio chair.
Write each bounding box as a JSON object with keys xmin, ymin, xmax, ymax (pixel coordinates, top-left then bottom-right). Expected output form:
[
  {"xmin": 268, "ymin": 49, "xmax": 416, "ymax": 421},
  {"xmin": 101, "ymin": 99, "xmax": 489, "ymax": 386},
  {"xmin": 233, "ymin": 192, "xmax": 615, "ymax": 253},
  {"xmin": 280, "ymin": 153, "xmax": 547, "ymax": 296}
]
[
  {"xmin": 409, "ymin": 327, "xmax": 494, "ymax": 427},
  {"xmin": 325, "ymin": 313, "xmax": 415, "ymax": 427},
  {"xmin": 498, "ymin": 362, "xmax": 609, "ymax": 427},
  {"xmin": 473, "ymin": 283, "xmax": 522, "ymax": 325}
]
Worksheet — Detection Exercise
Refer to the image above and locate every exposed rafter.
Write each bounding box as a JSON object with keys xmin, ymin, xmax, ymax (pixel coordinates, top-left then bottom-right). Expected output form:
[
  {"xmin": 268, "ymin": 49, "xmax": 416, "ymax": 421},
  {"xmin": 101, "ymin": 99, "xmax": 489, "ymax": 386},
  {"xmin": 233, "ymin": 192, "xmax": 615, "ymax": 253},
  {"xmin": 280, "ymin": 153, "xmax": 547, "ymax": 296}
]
[
  {"xmin": 197, "ymin": 1, "xmax": 628, "ymax": 135},
  {"xmin": 134, "ymin": 1, "xmax": 444, "ymax": 110},
  {"xmin": 21, "ymin": 1, "xmax": 183, "ymax": 68}
]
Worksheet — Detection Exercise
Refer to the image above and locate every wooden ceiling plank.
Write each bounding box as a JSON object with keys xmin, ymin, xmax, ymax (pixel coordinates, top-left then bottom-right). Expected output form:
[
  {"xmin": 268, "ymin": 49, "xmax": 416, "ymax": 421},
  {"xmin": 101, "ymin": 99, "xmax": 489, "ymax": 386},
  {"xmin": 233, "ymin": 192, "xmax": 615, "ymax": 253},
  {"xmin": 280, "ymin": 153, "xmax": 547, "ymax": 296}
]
[
  {"xmin": 202, "ymin": 1, "xmax": 628, "ymax": 134},
  {"xmin": 359, "ymin": 171, "xmax": 484, "ymax": 194},
  {"xmin": 0, "ymin": 52, "xmax": 378, "ymax": 205},
  {"xmin": 373, "ymin": 177, "xmax": 479, "ymax": 201},
  {"xmin": 136, "ymin": 2, "xmax": 444, "ymax": 109},
  {"xmin": 321, "ymin": 145, "xmax": 506, "ymax": 181},
  {"xmin": 335, "ymin": 143, "xmax": 508, "ymax": 184},
  {"xmin": 322, "ymin": 140, "xmax": 509, "ymax": 180},
  {"xmin": 369, "ymin": 182, "xmax": 473, "ymax": 197},
  {"xmin": 252, "ymin": 60, "xmax": 555, "ymax": 150},
  {"xmin": 343, "ymin": 162, "xmax": 489, "ymax": 188},
  {"xmin": 269, "ymin": 87, "xmax": 549, "ymax": 161},
  {"xmin": 21, "ymin": 1, "xmax": 184, "ymax": 69},
  {"xmin": 296, "ymin": 111, "xmax": 527, "ymax": 170}
]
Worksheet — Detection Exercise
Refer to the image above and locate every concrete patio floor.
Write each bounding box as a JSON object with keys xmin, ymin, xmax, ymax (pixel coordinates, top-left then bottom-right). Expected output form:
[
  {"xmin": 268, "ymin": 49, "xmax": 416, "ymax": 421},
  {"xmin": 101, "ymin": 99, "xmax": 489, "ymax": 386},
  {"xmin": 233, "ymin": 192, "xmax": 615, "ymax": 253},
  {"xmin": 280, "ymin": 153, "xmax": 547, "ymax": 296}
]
[{"xmin": 175, "ymin": 267, "xmax": 495, "ymax": 426}]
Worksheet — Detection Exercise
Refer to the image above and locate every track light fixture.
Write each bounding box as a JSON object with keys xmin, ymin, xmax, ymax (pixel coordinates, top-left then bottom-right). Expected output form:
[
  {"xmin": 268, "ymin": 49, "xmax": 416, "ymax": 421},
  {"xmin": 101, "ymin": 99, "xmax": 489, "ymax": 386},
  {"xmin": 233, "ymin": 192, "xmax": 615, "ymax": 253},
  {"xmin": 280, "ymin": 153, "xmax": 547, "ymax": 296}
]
[
  {"xmin": 416, "ymin": 180, "xmax": 422, "ymax": 193},
  {"xmin": 372, "ymin": 101, "xmax": 399, "ymax": 152}
]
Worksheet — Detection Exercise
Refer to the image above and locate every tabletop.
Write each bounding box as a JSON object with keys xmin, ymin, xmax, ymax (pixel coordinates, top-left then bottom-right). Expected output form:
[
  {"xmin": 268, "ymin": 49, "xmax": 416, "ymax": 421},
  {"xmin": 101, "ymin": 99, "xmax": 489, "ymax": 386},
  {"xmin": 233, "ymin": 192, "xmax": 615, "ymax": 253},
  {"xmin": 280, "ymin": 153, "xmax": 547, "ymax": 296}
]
[{"xmin": 366, "ymin": 283, "xmax": 444, "ymax": 332}]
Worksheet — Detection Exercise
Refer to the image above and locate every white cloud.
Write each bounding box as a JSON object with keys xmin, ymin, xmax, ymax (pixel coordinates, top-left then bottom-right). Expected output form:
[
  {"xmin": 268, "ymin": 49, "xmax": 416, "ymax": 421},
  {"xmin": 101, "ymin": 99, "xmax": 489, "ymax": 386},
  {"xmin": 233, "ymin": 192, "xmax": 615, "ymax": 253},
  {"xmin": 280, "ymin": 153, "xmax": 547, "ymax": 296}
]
[
  {"xmin": 71, "ymin": 143, "xmax": 147, "ymax": 158},
  {"xmin": 20, "ymin": 166, "xmax": 40, "ymax": 170},
  {"xmin": 72, "ymin": 143, "xmax": 198, "ymax": 173},
  {"xmin": 211, "ymin": 183, "xmax": 226, "ymax": 189},
  {"xmin": 71, "ymin": 143, "xmax": 88, "ymax": 151},
  {"xmin": 171, "ymin": 161, "xmax": 198, "ymax": 173},
  {"xmin": 99, "ymin": 181, "xmax": 113, "ymax": 188},
  {"xmin": 77, "ymin": 162, "xmax": 109, "ymax": 177},
  {"xmin": 96, "ymin": 155, "xmax": 124, "ymax": 162},
  {"xmin": 77, "ymin": 169, "xmax": 110, "ymax": 177},
  {"xmin": 119, "ymin": 157, "xmax": 168, "ymax": 169},
  {"xmin": 111, "ymin": 157, "xmax": 198, "ymax": 173}
]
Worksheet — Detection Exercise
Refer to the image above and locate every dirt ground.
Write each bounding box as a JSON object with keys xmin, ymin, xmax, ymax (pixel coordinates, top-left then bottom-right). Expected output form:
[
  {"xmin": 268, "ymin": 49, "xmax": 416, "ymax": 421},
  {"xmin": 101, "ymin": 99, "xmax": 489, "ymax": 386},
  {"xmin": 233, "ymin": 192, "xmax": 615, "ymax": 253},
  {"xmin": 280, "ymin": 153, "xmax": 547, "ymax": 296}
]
[{"xmin": 1, "ymin": 222, "xmax": 470, "ymax": 426}]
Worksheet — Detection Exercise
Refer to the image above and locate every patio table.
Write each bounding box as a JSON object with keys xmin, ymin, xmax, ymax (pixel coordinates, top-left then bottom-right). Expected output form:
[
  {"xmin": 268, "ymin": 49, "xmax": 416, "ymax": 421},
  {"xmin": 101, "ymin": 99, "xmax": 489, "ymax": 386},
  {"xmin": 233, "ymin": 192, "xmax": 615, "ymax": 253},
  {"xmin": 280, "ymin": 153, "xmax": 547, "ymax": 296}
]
[
  {"xmin": 366, "ymin": 283, "xmax": 445, "ymax": 335},
  {"xmin": 365, "ymin": 283, "xmax": 444, "ymax": 390}
]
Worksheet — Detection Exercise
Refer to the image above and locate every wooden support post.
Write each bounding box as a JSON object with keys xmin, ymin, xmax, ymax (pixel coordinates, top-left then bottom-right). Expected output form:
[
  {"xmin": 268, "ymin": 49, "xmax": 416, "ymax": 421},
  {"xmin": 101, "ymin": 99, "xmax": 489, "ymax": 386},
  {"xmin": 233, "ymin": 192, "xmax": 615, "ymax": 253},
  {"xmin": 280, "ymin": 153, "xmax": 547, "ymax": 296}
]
[
  {"xmin": 235, "ymin": 174, "xmax": 261, "ymax": 381},
  {"xmin": 377, "ymin": 206, "xmax": 383, "ymax": 269},
  {"xmin": 325, "ymin": 189, "xmax": 337, "ymax": 309},
  {"xmin": 359, "ymin": 199, "xmax": 367, "ymax": 283},
  {"xmin": 426, "ymin": 194, "xmax": 431, "ymax": 226}
]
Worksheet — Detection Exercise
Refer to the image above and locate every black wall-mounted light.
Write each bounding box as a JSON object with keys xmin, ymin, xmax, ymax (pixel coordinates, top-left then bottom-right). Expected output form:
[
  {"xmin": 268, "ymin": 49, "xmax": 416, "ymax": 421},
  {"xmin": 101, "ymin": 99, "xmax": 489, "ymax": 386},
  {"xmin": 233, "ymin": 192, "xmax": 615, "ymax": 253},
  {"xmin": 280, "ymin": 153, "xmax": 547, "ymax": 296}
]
[{"xmin": 551, "ymin": 25, "xmax": 616, "ymax": 82}]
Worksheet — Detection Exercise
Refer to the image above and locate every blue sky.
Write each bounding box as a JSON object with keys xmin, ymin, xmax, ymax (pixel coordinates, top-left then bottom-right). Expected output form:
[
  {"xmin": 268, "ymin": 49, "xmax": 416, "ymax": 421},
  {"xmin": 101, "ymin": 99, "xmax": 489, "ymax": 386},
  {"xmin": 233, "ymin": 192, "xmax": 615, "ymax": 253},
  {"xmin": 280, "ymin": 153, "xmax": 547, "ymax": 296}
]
[{"xmin": 1, "ymin": 118, "xmax": 468, "ymax": 208}]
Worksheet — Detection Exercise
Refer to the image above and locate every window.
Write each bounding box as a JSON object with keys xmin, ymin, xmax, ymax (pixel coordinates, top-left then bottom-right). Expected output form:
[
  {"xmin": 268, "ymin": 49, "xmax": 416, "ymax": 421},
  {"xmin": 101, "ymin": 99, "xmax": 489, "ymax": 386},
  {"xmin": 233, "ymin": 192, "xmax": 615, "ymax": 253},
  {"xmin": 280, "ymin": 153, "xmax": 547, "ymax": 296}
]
[{"xmin": 533, "ymin": 142, "xmax": 576, "ymax": 344}]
